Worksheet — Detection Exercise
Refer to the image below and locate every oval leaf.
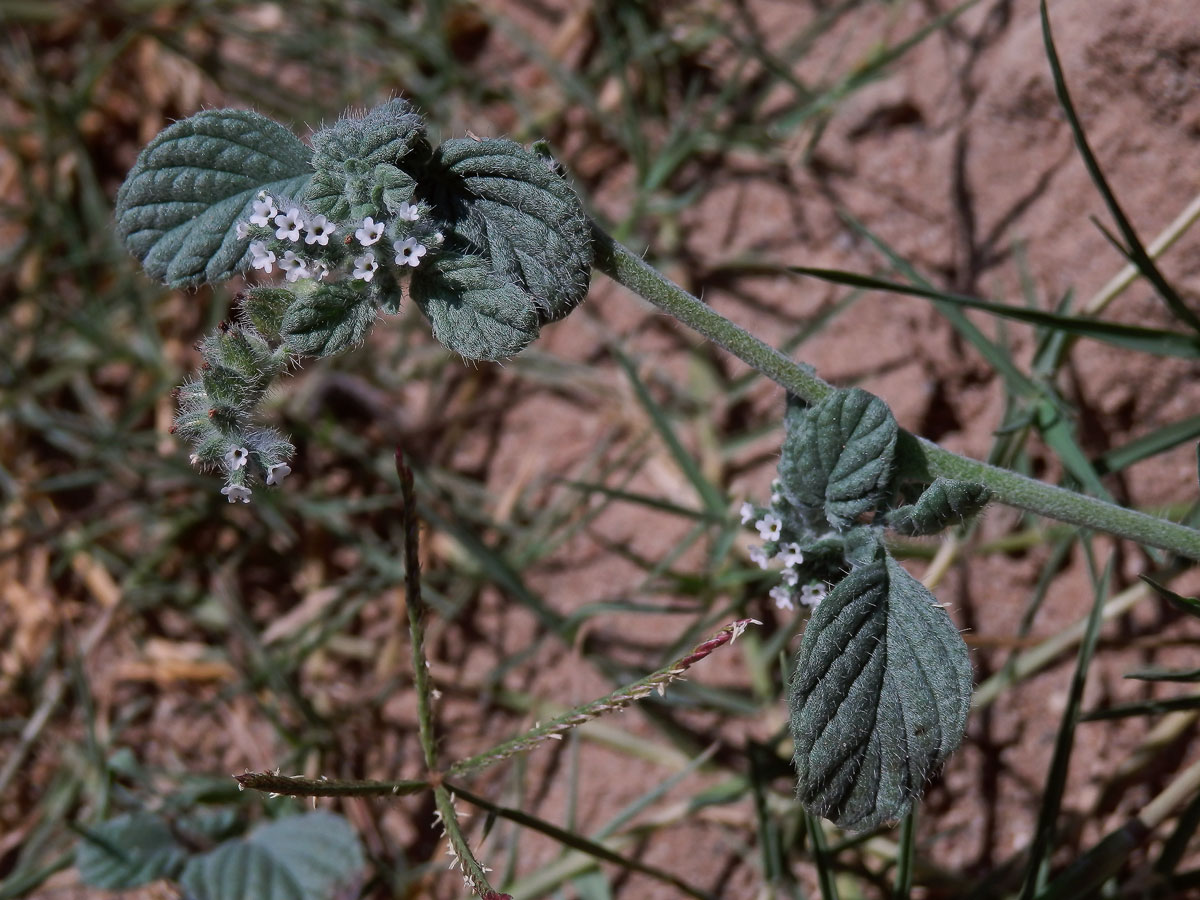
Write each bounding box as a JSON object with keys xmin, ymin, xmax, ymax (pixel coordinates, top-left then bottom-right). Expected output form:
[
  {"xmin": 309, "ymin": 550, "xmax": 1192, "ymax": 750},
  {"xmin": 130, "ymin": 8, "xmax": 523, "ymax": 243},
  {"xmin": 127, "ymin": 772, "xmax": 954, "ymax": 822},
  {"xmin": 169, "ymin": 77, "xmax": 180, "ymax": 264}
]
[
  {"xmin": 75, "ymin": 813, "xmax": 187, "ymax": 890},
  {"xmin": 280, "ymin": 283, "xmax": 377, "ymax": 358},
  {"xmin": 180, "ymin": 812, "xmax": 364, "ymax": 900},
  {"xmin": 410, "ymin": 253, "xmax": 540, "ymax": 360},
  {"xmin": 432, "ymin": 137, "xmax": 593, "ymax": 324},
  {"xmin": 789, "ymin": 555, "xmax": 972, "ymax": 831},
  {"xmin": 779, "ymin": 388, "xmax": 898, "ymax": 529},
  {"xmin": 115, "ymin": 109, "xmax": 313, "ymax": 288}
]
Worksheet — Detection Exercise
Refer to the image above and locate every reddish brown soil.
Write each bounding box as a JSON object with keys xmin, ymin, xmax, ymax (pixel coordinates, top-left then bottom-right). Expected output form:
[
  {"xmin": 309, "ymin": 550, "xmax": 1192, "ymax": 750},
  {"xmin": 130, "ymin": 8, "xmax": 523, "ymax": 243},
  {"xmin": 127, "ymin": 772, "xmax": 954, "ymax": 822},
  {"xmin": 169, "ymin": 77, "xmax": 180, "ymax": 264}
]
[{"xmin": 7, "ymin": 1, "xmax": 1200, "ymax": 898}]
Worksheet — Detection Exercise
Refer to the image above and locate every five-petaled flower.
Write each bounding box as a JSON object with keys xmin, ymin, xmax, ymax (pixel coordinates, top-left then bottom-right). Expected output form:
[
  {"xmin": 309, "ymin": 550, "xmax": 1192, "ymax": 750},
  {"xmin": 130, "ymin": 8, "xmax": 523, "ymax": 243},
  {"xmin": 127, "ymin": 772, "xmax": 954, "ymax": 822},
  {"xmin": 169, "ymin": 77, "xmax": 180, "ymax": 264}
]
[
  {"xmin": 356, "ymin": 217, "xmax": 385, "ymax": 246},
  {"xmin": 755, "ymin": 513, "xmax": 782, "ymax": 542},
  {"xmin": 225, "ymin": 447, "xmax": 249, "ymax": 470},
  {"xmin": 304, "ymin": 215, "xmax": 335, "ymax": 246},
  {"xmin": 250, "ymin": 195, "xmax": 277, "ymax": 227},
  {"xmin": 779, "ymin": 542, "xmax": 804, "ymax": 567},
  {"xmin": 280, "ymin": 250, "xmax": 309, "ymax": 283},
  {"xmin": 739, "ymin": 501, "xmax": 755, "ymax": 525},
  {"xmin": 249, "ymin": 241, "xmax": 275, "ymax": 273},
  {"xmin": 274, "ymin": 208, "xmax": 304, "ymax": 242},
  {"xmin": 395, "ymin": 201, "xmax": 420, "ymax": 222},
  {"xmin": 393, "ymin": 237, "xmax": 427, "ymax": 267},
  {"xmin": 800, "ymin": 583, "xmax": 826, "ymax": 607},
  {"xmin": 221, "ymin": 484, "xmax": 252, "ymax": 504},
  {"xmin": 769, "ymin": 585, "xmax": 795, "ymax": 612},
  {"xmin": 266, "ymin": 463, "xmax": 292, "ymax": 486},
  {"xmin": 749, "ymin": 545, "xmax": 770, "ymax": 569},
  {"xmin": 352, "ymin": 252, "xmax": 378, "ymax": 282}
]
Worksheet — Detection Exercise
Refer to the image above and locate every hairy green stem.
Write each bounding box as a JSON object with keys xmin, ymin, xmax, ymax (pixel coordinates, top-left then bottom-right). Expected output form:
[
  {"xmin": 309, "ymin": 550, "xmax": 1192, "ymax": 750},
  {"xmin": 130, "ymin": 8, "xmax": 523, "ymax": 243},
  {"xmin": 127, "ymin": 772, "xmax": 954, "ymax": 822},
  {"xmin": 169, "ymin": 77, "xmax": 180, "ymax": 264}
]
[
  {"xmin": 591, "ymin": 224, "xmax": 1200, "ymax": 561},
  {"xmin": 396, "ymin": 449, "xmax": 500, "ymax": 898},
  {"xmin": 397, "ymin": 448, "xmax": 439, "ymax": 772}
]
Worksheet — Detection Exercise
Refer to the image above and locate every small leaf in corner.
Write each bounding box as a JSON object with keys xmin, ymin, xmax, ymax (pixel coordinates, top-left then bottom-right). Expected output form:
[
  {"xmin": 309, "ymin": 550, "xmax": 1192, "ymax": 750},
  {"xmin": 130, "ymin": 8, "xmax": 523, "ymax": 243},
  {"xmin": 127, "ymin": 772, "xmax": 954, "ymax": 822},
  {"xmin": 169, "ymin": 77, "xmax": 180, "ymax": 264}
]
[
  {"xmin": 75, "ymin": 813, "xmax": 188, "ymax": 890},
  {"xmin": 180, "ymin": 811, "xmax": 364, "ymax": 900}
]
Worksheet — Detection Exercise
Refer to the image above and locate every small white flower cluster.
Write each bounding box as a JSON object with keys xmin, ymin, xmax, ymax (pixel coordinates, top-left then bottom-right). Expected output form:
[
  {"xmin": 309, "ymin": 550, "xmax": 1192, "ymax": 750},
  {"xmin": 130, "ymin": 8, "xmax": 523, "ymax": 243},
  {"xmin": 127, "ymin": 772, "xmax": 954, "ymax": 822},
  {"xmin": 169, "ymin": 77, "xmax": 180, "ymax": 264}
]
[
  {"xmin": 350, "ymin": 206, "xmax": 430, "ymax": 283},
  {"xmin": 204, "ymin": 445, "xmax": 293, "ymax": 504},
  {"xmin": 241, "ymin": 192, "xmax": 439, "ymax": 288},
  {"xmin": 739, "ymin": 494, "xmax": 826, "ymax": 611}
]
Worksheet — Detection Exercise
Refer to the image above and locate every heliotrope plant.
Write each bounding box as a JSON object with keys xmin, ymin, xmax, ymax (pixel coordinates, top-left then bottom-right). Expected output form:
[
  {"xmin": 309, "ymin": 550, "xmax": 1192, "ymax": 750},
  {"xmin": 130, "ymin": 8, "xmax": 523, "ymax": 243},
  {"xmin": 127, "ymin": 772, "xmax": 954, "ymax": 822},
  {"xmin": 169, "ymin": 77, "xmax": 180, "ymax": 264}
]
[
  {"xmin": 738, "ymin": 388, "xmax": 990, "ymax": 829},
  {"xmin": 114, "ymin": 85, "xmax": 1200, "ymax": 870},
  {"xmin": 117, "ymin": 100, "xmax": 591, "ymax": 503}
]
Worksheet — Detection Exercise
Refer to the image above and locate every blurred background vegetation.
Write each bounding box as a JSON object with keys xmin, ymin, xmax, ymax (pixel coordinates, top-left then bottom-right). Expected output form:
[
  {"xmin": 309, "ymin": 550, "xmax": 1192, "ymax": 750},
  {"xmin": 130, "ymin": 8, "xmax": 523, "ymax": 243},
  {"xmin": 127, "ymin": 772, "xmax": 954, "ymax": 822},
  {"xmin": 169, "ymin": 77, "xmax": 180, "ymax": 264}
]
[{"xmin": 4, "ymin": 1, "xmax": 1200, "ymax": 898}]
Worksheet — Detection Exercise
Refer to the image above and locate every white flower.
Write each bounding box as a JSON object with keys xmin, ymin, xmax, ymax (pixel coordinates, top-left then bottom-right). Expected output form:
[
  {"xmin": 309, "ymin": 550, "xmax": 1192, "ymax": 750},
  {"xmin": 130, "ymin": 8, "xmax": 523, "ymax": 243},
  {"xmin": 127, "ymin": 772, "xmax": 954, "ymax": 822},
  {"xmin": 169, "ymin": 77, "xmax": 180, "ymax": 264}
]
[
  {"xmin": 739, "ymin": 501, "xmax": 755, "ymax": 525},
  {"xmin": 770, "ymin": 585, "xmax": 795, "ymax": 612},
  {"xmin": 235, "ymin": 221, "xmax": 250, "ymax": 239},
  {"xmin": 266, "ymin": 463, "xmax": 292, "ymax": 486},
  {"xmin": 311, "ymin": 260, "xmax": 330, "ymax": 281},
  {"xmin": 355, "ymin": 217, "xmax": 384, "ymax": 246},
  {"xmin": 304, "ymin": 214, "xmax": 335, "ymax": 246},
  {"xmin": 249, "ymin": 241, "xmax": 275, "ymax": 273},
  {"xmin": 782, "ymin": 568, "xmax": 799, "ymax": 586},
  {"xmin": 224, "ymin": 446, "xmax": 249, "ymax": 470},
  {"xmin": 779, "ymin": 542, "xmax": 804, "ymax": 567},
  {"xmin": 393, "ymin": 237, "xmax": 427, "ymax": 268},
  {"xmin": 800, "ymin": 583, "xmax": 827, "ymax": 607},
  {"xmin": 395, "ymin": 201, "xmax": 420, "ymax": 222},
  {"xmin": 755, "ymin": 513, "xmax": 782, "ymax": 542},
  {"xmin": 274, "ymin": 208, "xmax": 303, "ymax": 242},
  {"xmin": 221, "ymin": 484, "xmax": 252, "ymax": 504},
  {"xmin": 250, "ymin": 195, "xmax": 277, "ymax": 227},
  {"xmin": 280, "ymin": 250, "xmax": 309, "ymax": 283},
  {"xmin": 352, "ymin": 251, "xmax": 378, "ymax": 282},
  {"xmin": 749, "ymin": 545, "xmax": 770, "ymax": 570}
]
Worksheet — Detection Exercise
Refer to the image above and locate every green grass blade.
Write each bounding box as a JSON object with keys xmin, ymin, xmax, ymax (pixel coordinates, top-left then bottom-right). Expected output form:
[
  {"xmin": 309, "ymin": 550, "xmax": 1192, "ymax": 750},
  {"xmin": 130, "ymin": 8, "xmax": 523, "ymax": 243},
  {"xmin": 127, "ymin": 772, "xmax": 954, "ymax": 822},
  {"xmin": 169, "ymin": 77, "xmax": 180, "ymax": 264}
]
[
  {"xmin": 1140, "ymin": 575, "xmax": 1200, "ymax": 619},
  {"xmin": 1124, "ymin": 667, "xmax": 1200, "ymax": 683},
  {"xmin": 446, "ymin": 782, "xmax": 714, "ymax": 900},
  {"xmin": 1033, "ymin": 819, "xmax": 1150, "ymax": 900},
  {"xmin": 892, "ymin": 810, "xmax": 917, "ymax": 900},
  {"xmin": 1156, "ymin": 787, "xmax": 1200, "ymax": 876},
  {"xmin": 1080, "ymin": 695, "xmax": 1200, "ymax": 721},
  {"xmin": 612, "ymin": 348, "xmax": 727, "ymax": 514},
  {"xmin": 1039, "ymin": 0, "xmax": 1200, "ymax": 333},
  {"xmin": 1018, "ymin": 541, "xmax": 1111, "ymax": 900},
  {"xmin": 1094, "ymin": 414, "xmax": 1200, "ymax": 476},
  {"xmin": 805, "ymin": 811, "xmax": 841, "ymax": 900},
  {"xmin": 791, "ymin": 267, "xmax": 1200, "ymax": 358}
]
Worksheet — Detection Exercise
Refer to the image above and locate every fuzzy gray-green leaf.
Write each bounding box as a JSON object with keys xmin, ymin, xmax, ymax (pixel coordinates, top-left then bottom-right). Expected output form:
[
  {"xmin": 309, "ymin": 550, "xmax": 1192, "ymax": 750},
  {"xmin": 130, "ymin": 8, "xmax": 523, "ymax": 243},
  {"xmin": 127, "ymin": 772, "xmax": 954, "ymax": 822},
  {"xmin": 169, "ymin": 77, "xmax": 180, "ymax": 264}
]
[
  {"xmin": 75, "ymin": 813, "xmax": 188, "ymax": 890},
  {"xmin": 305, "ymin": 99, "xmax": 428, "ymax": 222},
  {"xmin": 789, "ymin": 555, "xmax": 972, "ymax": 831},
  {"xmin": 779, "ymin": 387, "xmax": 898, "ymax": 529},
  {"xmin": 115, "ymin": 109, "xmax": 312, "ymax": 288},
  {"xmin": 280, "ymin": 283, "xmax": 376, "ymax": 358},
  {"xmin": 180, "ymin": 812, "xmax": 364, "ymax": 900},
  {"xmin": 432, "ymin": 138, "xmax": 592, "ymax": 324},
  {"xmin": 885, "ymin": 477, "xmax": 992, "ymax": 536},
  {"xmin": 410, "ymin": 253, "xmax": 539, "ymax": 360}
]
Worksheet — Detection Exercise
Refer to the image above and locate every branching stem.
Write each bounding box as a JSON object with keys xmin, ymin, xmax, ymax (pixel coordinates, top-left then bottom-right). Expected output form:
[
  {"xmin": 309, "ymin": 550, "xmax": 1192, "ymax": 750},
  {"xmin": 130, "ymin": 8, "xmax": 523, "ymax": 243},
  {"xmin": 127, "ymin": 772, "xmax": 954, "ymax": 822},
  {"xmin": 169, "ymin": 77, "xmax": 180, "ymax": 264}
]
[{"xmin": 591, "ymin": 223, "xmax": 1200, "ymax": 561}]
